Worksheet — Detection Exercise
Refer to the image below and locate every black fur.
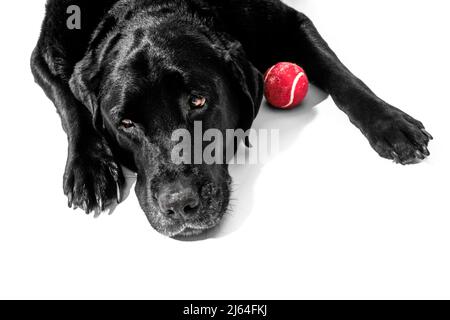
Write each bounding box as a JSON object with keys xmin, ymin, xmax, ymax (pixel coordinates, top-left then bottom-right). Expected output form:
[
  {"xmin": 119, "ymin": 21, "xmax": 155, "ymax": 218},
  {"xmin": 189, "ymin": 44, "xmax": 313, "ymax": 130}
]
[{"xmin": 31, "ymin": 0, "xmax": 432, "ymax": 237}]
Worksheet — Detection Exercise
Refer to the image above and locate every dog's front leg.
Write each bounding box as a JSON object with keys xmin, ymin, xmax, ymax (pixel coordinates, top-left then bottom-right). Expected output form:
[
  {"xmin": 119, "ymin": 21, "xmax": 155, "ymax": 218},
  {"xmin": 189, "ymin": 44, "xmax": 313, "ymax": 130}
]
[
  {"xmin": 31, "ymin": 48, "xmax": 123, "ymax": 214},
  {"xmin": 287, "ymin": 14, "xmax": 432, "ymax": 164}
]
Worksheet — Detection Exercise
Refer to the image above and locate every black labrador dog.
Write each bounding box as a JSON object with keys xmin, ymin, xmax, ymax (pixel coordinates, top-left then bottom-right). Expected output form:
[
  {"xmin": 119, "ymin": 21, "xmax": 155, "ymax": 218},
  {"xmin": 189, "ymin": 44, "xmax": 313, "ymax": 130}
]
[{"xmin": 31, "ymin": 0, "xmax": 432, "ymax": 237}]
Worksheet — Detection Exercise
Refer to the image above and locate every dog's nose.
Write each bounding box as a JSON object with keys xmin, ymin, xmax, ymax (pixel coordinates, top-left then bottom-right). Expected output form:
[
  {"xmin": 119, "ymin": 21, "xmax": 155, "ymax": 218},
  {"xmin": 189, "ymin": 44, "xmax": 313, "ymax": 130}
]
[{"xmin": 158, "ymin": 182, "xmax": 200, "ymax": 220}]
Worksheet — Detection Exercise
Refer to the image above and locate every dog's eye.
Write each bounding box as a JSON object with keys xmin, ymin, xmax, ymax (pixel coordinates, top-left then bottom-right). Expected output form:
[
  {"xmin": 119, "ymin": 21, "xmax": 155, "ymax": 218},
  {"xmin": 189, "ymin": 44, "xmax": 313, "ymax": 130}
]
[
  {"xmin": 120, "ymin": 119, "xmax": 135, "ymax": 129},
  {"xmin": 189, "ymin": 95, "xmax": 207, "ymax": 109}
]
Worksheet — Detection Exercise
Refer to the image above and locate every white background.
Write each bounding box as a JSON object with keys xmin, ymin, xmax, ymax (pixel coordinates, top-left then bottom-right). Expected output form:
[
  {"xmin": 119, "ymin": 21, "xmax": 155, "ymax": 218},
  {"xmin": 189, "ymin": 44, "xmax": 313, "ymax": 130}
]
[{"xmin": 0, "ymin": 0, "xmax": 449, "ymax": 299}]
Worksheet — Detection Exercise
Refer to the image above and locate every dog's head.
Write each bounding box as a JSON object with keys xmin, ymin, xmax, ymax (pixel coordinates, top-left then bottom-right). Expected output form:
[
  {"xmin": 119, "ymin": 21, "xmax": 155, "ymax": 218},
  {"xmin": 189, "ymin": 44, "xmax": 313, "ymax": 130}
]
[{"xmin": 69, "ymin": 17, "xmax": 263, "ymax": 237}]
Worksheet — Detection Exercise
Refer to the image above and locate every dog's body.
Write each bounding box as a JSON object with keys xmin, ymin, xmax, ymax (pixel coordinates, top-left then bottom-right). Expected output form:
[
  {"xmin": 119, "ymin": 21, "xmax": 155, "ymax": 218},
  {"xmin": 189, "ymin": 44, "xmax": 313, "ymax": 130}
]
[{"xmin": 32, "ymin": 0, "xmax": 432, "ymax": 237}]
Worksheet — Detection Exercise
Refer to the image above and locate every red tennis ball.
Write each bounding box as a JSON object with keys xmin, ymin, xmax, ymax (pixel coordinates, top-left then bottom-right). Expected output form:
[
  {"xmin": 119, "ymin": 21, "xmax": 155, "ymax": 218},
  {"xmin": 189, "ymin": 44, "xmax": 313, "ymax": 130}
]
[{"xmin": 264, "ymin": 62, "xmax": 309, "ymax": 109}]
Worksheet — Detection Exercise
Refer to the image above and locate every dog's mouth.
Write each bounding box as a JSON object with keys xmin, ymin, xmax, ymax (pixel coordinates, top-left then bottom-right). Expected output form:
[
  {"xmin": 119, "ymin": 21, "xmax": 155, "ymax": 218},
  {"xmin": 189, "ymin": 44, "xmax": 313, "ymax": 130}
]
[
  {"xmin": 133, "ymin": 164, "xmax": 232, "ymax": 238},
  {"xmin": 137, "ymin": 182, "xmax": 230, "ymax": 238},
  {"xmin": 150, "ymin": 207, "xmax": 226, "ymax": 238},
  {"xmin": 178, "ymin": 228, "xmax": 205, "ymax": 237},
  {"xmin": 173, "ymin": 223, "xmax": 220, "ymax": 238}
]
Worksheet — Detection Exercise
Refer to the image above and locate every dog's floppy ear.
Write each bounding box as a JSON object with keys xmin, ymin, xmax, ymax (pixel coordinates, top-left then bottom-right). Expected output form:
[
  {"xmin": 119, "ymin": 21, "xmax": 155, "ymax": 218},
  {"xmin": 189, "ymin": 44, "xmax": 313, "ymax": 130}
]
[
  {"xmin": 223, "ymin": 40, "xmax": 264, "ymax": 134},
  {"xmin": 69, "ymin": 50, "xmax": 104, "ymax": 131}
]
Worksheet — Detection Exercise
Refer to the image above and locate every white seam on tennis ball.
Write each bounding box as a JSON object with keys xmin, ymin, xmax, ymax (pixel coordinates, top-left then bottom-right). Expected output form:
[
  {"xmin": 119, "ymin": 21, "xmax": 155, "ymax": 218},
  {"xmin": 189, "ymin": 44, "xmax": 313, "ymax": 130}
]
[
  {"xmin": 264, "ymin": 65, "xmax": 276, "ymax": 82},
  {"xmin": 281, "ymin": 72, "xmax": 304, "ymax": 108}
]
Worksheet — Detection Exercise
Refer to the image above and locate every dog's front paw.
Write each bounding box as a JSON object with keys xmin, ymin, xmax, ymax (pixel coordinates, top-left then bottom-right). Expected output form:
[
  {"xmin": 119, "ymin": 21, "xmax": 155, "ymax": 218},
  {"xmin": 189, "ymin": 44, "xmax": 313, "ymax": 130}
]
[
  {"xmin": 364, "ymin": 106, "xmax": 433, "ymax": 165},
  {"xmin": 63, "ymin": 143, "xmax": 124, "ymax": 216}
]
